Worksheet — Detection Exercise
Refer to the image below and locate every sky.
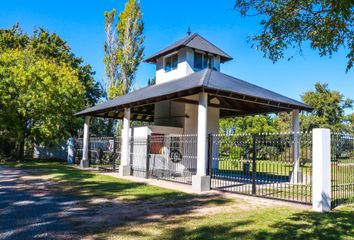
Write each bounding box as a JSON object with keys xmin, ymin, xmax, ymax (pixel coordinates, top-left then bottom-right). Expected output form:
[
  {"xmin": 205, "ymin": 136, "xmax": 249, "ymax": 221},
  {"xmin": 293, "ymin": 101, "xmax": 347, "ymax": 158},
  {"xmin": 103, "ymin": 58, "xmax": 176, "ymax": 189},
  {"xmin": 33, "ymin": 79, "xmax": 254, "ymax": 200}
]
[{"xmin": 1, "ymin": 0, "xmax": 353, "ymax": 113}]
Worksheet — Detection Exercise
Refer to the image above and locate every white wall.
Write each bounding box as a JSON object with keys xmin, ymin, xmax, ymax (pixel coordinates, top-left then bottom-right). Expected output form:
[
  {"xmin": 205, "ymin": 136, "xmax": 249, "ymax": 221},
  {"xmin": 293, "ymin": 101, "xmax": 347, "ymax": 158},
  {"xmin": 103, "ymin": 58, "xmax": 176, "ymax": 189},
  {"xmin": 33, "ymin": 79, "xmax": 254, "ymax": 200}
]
[
  {"xmin": 155, "ymin": 47, "xmax": 221, "ymax": 84},
  {"xmin": 154, "ymin": 101, "xmax": 186, "ymax": 127},
  {"xmin": 183, "ymin": 95, "xmax": 220, "ymax": 135}
]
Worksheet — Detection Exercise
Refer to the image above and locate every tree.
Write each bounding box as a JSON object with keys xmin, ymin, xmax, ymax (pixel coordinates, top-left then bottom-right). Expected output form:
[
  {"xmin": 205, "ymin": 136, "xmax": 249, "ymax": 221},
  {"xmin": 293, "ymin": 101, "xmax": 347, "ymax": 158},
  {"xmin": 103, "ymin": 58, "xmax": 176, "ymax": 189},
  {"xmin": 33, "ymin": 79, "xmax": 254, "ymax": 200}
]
[
  {"xmin": 104, "ymin": 9, "xmax": 120, "ymax": 100},
  {"xmin": 301, "ymin": 82, "xmax": 353, "ymax": 132},
  {"xmin": 234, "ymin": 0, "xmax": 354, "ymax": 71},
  {"xmin": 0, "ymin": 24, "xmax": 103, "ymax": 158},
  {"xmin": 220, "ymin": 115, "xmax": 278, "ymax": 134},
  {"xmin": 0, "ymin": 25, "xmax": 102, "ymax": 106},
  {"xmin": 343, "ymin": 113, "xmax": 354, "ymax": 134},
  {"xmin": 0, "ymin": 49, "xmax": 85, "ymax": 159},
  {"xmin": 117, "ymin": 0, "xmax": 144, "ymax": 94}
]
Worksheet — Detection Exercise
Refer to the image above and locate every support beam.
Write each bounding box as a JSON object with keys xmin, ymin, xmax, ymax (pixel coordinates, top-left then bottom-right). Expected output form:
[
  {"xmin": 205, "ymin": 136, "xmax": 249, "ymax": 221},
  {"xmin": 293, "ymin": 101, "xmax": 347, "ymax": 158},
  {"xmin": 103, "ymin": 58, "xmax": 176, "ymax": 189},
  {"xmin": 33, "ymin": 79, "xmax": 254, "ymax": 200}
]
[
  {"xmin": 119, "ymin": 108, "xmax": 131, "ymax": 176},
  {"xmin": 312, "ymin": 128, "xmax": 331, "ymax": 212},
  {"xmin": 192, "ymin": 92, "xmax": 211, "ymax": 192},
  {"xmin": 80, "ymin": 116, "xmax": 90, "ymax": 168},
  {"xmin": 291, "ymin": 109, "xmax": 301, "ymax": 183}
]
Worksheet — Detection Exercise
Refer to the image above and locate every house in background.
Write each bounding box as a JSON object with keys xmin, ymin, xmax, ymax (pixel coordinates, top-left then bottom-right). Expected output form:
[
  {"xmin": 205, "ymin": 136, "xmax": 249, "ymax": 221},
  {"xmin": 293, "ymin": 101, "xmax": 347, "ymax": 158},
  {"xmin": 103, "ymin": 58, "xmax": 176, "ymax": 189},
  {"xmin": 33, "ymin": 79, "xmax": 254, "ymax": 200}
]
[{"xmin": 76, "ymin": 33, "xmax": 312, "ymax": 192}]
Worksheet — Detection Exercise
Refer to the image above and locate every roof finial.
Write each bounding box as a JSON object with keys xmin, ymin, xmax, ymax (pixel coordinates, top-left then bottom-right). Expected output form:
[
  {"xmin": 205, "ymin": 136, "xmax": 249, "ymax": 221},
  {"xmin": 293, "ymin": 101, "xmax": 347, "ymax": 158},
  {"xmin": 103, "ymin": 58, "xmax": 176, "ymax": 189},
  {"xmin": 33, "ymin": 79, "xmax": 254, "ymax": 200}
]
[{"xmin": 187, "ymin": 26, "xmax": 191, "ymax": 36}]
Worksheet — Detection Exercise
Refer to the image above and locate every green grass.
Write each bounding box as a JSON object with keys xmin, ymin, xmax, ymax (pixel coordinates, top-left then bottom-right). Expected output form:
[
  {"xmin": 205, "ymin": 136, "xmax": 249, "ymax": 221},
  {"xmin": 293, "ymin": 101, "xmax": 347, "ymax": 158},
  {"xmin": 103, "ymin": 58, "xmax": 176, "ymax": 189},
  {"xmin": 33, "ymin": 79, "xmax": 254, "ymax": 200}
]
[
  {"xmin": 0, "ymin": 160, "xmax": 193, "ymax": 201},
  {"xmin": 218, "ymin": 159, "xmax": 311, "ymax": 177},
  {"xmin": 1, "ymin": 160, "xmax": 353, "ymax": 240}
]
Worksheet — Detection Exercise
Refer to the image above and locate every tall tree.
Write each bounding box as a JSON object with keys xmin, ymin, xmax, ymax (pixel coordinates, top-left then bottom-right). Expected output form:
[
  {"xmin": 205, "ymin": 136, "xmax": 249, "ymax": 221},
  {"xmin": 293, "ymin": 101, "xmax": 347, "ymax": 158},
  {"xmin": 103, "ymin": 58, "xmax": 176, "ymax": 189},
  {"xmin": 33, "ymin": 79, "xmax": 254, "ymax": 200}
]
[
  {"xmin": 104, "ymin": 9, "xmax": 120, "ymax": 100},
  {"xmin": 234, "ymin": 0, "xmax": 354, "ymax": 71},
  {"xmin": 301, "ymin": 82, "xmax": 353, "ymax": 132},
  {"xmin": 117, "ymin": 0, "xmax": 144, "ymax": 94}
]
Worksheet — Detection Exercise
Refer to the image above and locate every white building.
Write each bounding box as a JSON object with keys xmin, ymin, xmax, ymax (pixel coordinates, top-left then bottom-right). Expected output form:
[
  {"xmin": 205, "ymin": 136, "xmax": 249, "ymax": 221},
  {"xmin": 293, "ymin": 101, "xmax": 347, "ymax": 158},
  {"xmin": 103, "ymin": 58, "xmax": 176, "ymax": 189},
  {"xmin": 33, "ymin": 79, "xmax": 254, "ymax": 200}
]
[{"xmin": 76, "ymin": 33, "xmax": 312, "ymax": 192}]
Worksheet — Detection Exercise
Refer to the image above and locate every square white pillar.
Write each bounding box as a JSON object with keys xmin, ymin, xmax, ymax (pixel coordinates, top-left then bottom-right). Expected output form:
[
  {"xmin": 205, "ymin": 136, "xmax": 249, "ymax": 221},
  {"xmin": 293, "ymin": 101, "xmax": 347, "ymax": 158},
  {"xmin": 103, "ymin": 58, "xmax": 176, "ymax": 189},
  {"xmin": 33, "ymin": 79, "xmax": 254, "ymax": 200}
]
[
  {"xmin": 80, "ymin": 116, "xmax": 90, "ymax": 168},
  {"xmin": 192, "ymin": 92, "xmax": 210, "ymax": 192},
  {"xmin": 291, "ymin": 109, "xmax": 301, "ymax": 183},
  {"xmin": 119, "ymin": 108, "xmax": 131, "ymax": 176},
  {"xmin": 312, "ymin": 128, "xmax": 331, "ymax": 212}
]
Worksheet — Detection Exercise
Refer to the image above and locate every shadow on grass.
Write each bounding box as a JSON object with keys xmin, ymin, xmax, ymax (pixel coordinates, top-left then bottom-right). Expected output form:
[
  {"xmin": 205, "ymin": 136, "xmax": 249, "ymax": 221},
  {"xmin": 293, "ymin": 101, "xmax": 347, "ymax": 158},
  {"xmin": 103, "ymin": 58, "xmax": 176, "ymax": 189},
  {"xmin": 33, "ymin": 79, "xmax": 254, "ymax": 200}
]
[
  {"xmin": 0, "ymin": 160, "xmax": 234, "ymax": 239},
  {"xmin": 133, "ymin": 207, "xmax": 354, "ymax": 240},
  {"xmin": 253, "ymin": 209, "xmax": 354, "ymax": 240},
  {"xmin": 1, "ymin": 160, "xmax": 353, "ymax": 240}
]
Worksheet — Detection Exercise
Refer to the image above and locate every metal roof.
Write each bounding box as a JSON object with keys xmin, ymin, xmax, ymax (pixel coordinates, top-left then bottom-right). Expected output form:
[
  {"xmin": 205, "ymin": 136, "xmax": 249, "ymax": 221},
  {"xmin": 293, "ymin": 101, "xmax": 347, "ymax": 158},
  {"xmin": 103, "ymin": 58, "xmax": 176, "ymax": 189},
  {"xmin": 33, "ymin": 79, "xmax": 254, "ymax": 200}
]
[
  {"xmin": 144, "ymin": 33, "xmax": 233, "ymax": 63},
  {"xmin": 76, "ymin": 69, "xmax": 313, "ymax": 120}
]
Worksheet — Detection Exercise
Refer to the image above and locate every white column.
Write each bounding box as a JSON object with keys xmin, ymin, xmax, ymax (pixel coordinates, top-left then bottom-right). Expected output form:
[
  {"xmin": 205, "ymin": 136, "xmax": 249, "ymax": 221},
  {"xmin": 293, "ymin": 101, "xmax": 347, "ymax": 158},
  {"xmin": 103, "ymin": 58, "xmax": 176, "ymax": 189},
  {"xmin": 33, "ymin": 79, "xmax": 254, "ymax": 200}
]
[
  {"xmin": 192, "ymin": 92, "xmax": 210, "ymax": 192},
  {"xmin": 291, "ymin": 109, "xmax": 301, "ymax": 183},
  {"xmin": 80, "ymin": 116, "xmax": 90, "ymax": 168},
  {"xmin": 119, "ymin": 108, "xmax": 131, "ymax": 176},
  {"xmin": 312, "ymin": 128, "xmax": 331, "ymax": 212}
]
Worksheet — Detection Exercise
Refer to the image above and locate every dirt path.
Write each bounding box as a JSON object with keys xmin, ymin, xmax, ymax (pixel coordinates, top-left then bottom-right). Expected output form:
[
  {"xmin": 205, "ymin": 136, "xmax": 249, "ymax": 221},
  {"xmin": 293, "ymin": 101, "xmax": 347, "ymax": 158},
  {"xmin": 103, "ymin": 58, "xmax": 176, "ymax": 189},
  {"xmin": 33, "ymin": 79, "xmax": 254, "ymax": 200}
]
[{"xmin": 0, "ymin": 166, "xmax": 309, "ymax": 240}]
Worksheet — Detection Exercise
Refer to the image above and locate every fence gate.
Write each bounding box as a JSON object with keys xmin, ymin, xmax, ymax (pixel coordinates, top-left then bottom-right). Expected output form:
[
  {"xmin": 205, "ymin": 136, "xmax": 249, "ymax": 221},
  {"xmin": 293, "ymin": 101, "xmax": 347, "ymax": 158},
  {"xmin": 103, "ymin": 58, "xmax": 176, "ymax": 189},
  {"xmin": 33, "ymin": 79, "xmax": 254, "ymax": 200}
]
[{"xmin": 210, "ymin": 133, "xmax": 312, "ymax": 204}]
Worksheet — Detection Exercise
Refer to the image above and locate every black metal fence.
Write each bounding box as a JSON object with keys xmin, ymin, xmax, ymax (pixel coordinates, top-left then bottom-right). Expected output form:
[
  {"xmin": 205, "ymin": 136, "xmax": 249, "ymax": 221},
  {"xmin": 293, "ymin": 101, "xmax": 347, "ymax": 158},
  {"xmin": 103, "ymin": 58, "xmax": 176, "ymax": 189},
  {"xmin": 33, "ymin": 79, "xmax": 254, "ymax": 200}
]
[
  {"xmin": 147, "ymin": 134, "xmax": 197, "ymax": 184},
  {"xmin": 129, "ymin": 135, "xmax": 198, "ymax": 184},
  {"xmin": 331, "ymin": 133, "xmax": 354, "ymax": 208},
  {"xmin": 75, "ymin": 137, "xmax": 121, "ymax": 171},
  {"xmin": 210, "ymin": 132, "xmax": 313, "ymax": 204}
]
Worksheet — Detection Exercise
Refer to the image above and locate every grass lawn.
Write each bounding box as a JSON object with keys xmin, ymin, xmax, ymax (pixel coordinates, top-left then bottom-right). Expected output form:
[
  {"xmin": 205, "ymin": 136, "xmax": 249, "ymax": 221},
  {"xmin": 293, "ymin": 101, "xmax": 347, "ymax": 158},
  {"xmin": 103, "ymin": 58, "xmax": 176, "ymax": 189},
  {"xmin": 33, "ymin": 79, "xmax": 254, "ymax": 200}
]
[{"xmin": 1, "ymin": 160, "xmax": 353, "ymax": 240}]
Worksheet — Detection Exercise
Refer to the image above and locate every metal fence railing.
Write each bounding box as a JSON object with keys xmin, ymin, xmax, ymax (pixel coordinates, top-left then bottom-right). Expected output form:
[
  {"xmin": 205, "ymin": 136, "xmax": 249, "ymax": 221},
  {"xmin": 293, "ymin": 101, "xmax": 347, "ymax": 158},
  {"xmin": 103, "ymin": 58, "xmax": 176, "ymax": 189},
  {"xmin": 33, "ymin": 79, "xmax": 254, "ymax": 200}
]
[
  {"xmin": 331, "ymin": 133, "xmax": 354, "ymax": 208},
  {"xmin": 75, "ymin": 137, "xmax": 121, "ymax": 171},
  {"xmin": 128, "ymin": 134, "xmax": 197, "ymax": 184},
  {"xmin": 210, "ymin": 132, "xmax": 313, "ymax": 204},
  {"xmin": 147, "ymin": 134, "xmax": 197, "ymax": 184}
]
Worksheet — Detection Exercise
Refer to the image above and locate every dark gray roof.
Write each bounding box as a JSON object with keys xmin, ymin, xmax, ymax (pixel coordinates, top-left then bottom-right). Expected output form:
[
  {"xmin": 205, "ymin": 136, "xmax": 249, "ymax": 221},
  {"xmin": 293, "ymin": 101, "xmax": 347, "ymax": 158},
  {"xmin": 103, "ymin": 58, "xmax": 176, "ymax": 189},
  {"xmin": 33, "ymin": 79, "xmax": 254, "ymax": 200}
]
[
  {"xmin": 144, "ymin": 33, "xmax": 233, "ymax": 63},
  {"xmin": 76, "ymin": 69, "xmax": 313, "ymax": 117}
]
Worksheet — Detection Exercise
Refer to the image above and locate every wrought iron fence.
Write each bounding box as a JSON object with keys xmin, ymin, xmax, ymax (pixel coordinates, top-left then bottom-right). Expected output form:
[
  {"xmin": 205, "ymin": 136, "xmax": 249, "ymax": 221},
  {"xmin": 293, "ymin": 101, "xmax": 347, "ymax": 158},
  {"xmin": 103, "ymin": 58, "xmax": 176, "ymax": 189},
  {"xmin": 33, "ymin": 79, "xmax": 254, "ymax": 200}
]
[
  {"xmin": 210, "ymin": 132, "xmax": 312, "ymax": 204},
  {"xmin": 75, "ymin": 137, "xmax": 121, "ymax": 171},
  {"xmin": 147, "ymin": 134, "xmax": 197, "ymax": 184},
  {"xmin": 129, "ymin": 134, "xmax": 197, "ymax": 184},
  {"xmin": 331, "ymin": 133, "xmax": 354, "ymax": 208}
]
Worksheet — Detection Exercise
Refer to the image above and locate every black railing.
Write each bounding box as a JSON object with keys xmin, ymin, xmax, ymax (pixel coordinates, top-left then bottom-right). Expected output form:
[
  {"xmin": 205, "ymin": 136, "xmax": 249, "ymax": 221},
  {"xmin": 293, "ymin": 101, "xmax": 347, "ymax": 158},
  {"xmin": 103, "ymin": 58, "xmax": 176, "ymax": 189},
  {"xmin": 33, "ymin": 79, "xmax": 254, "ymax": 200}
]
[
  {"xmin": 331, "ymin": 133, "xmax": 354, "ymax": 208},
  {"xmin": 146, "ymin": 134, "xmax": 197, "ymax": 184},
  {"xmin": 210, "ymin": 132, "xmax": 312, "ymax": 204},
  {"xmin": 75, "ymin": 137, "xmax": 121, "ymax": 171}
]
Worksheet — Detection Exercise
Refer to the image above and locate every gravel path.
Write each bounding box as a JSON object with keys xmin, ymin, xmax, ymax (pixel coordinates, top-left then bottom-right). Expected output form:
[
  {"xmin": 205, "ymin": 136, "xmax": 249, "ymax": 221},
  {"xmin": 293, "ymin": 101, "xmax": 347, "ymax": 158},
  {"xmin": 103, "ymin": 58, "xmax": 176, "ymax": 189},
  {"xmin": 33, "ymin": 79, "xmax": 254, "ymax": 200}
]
[{"xmin": 0, "ymin": 166, "xmax": 94, "ymax": 240}]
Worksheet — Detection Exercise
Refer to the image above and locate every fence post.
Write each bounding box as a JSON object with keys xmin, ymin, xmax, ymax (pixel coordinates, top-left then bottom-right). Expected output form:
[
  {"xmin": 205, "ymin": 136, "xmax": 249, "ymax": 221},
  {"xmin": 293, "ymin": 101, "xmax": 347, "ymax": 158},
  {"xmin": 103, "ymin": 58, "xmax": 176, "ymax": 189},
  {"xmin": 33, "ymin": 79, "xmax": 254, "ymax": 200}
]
[
  {"xmin": 145, "ymin": 135, "xmax": 150, "ymax": 179},
  {"xmin": 252, "ymin": 134, "xmax": 257, "ymax": 195},
  {"xmin": 312, "ymin": 128, "xmax": 331, "ymax": 212},
  {"xmin": 208, "ymin": 134, "xmax": 212, "ymax": 176},
  {"xmin": 80, "ymin": 116, "xmax": 90, "ymax": 168}
]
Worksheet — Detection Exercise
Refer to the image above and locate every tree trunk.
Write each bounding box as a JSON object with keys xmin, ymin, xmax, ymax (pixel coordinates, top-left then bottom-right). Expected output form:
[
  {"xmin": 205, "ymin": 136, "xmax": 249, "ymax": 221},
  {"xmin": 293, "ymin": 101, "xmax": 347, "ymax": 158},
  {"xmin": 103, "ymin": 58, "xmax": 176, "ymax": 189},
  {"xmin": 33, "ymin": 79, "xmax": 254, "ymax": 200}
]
[{"xmin": 18, "ymin": 138, "xmax": 25, "ymax": 160}]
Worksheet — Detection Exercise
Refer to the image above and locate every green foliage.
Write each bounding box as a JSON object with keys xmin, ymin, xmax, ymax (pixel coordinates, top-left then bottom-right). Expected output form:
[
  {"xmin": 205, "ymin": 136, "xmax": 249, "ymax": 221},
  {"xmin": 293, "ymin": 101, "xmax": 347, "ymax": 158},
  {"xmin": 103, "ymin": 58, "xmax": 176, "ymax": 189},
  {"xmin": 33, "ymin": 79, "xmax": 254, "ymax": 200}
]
[
  {"xmin": 301, "ymin": 82, "xmax": 353, "ymax": 132},
  {"xmin": 117, "ymin": 0, "xmax": 144, "ymax": 94},
  {"xmin": 104, "ymin": 9, "xmax": 121, "ymax": 100},
  {"xmin": 0, "ymin": 49, "xmax": 85, "ymax": 157},
  {"xmin": 0, "ymin": 24, "xmax": 102, "ymax": 158},
  {"xmin": 104, "ymin": 0, "xmax": 144, "ymax": 99},
  {"xmin": 220, "ymin": 115, "xmax": 278, "ymax": 135},
  {"xmin": 234, "ymin": 0, "xmax": 354, "ymax": 72}
]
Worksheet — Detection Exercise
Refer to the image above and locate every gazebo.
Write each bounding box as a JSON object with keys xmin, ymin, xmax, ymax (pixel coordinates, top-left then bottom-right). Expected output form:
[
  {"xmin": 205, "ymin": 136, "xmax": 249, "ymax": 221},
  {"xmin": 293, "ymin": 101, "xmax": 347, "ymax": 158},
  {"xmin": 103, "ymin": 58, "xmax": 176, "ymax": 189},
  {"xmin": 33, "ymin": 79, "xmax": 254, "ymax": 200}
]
[{"xmin": 76, "ymin": 33, "xmax": 312, "ymax": 192}]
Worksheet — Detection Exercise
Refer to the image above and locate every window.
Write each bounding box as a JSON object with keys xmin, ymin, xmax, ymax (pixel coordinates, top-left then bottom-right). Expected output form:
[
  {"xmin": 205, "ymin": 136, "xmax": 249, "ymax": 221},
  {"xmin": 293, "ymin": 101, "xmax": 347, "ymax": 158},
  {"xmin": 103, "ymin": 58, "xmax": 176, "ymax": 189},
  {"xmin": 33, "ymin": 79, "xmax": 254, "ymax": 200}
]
[
  {"xmin": 194, "ymin": 52, "xmax": 203, "ymax": 70},
  {"xmin": 164, "ymin": 54, "xmax": 178, "ymax": 72},
  {"xmin": 194, "ymin": 52, "xmax": 214, "ymax": 70}
]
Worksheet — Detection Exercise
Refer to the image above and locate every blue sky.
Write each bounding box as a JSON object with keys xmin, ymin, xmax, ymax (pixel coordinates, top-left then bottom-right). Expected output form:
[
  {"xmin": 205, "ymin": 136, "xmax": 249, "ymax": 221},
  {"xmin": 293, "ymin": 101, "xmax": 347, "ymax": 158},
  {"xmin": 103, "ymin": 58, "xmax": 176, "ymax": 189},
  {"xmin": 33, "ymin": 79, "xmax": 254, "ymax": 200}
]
[{"xmin": 1, "ymin": 0, "xmax": 353, "ymax": 112}]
